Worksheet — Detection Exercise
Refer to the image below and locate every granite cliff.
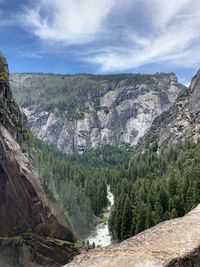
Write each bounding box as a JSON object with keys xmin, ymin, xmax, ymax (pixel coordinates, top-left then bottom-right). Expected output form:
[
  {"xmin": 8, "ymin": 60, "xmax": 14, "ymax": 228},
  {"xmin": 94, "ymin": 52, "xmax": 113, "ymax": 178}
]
[
  {"xmin": 140, "ymin": 69, "xmax": 200, "ymax": 148},
  {"xmin": 10, "ymin": 73, "xmax": 185, "ymax": 153},
  {"xmin": 0, "ymin": 55, "xmax": 78, "ymax": 266}
]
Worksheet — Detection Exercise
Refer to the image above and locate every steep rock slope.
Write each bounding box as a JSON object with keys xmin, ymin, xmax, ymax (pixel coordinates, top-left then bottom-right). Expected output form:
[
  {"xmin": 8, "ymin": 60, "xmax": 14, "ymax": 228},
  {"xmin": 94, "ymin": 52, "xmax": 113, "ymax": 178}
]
[
  {"xmin": 0, "ymin": 56, "xmax": 78, "ymax": 266},
  {"xmin": 10, "ymin": 73, "xmax": 185, "ymax": 153},
  {"xmin": 66, "ymin": 205, "xmax": 200, "ymax": 267},
  {"xmin": 140, "ymin": 69, "xmax": 200, "ymax": 148}
]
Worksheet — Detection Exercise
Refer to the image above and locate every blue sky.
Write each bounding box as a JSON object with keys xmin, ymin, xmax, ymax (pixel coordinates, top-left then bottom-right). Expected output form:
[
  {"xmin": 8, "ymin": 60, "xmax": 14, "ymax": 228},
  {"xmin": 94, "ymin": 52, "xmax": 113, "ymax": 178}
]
[{"xmin": 0, "ymin": 0, "xmax": 200, "ymax": 84}]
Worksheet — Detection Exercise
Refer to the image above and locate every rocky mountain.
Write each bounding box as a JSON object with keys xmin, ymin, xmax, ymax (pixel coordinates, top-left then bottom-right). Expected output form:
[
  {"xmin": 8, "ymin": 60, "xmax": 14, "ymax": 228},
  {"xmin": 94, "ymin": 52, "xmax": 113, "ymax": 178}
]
[
  {"xmin": 140, "ymin": 69, "xmax": 200, "ymax": 148},
  {"xmin": 10, "ymin": 73, "xmax": 185, "ymax": 153},
  {"xmin": 0, "ymin": 56, "xmax": 78, "ymax": 266}
]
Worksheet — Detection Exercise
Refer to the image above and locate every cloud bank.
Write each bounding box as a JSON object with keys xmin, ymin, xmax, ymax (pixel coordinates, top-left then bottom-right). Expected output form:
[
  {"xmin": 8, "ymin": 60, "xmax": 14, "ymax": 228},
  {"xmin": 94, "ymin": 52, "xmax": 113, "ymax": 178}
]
[{"xmin": 20, "ymin": 0, "xmax": 200, "ymax": 72}]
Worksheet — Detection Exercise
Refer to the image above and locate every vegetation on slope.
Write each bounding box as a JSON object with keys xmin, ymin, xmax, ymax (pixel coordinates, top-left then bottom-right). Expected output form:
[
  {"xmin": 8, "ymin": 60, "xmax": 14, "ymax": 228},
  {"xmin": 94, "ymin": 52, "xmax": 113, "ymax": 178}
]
[
  {"xmin": 108, "ymin": 140, "xmax": 200, "ymax": 241},
  {"xmin": 32, "ymin": 136, "xmax": 200, "ymax": 242},
  {"xmin": 32, "ymin": 138, "xmax": 132, "ymax": 238}
]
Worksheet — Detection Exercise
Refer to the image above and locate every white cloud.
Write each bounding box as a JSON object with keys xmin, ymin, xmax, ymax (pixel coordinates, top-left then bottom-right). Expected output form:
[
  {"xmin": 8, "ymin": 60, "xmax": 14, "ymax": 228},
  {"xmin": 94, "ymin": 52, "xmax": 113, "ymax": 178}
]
[
  {"xmin": 150, "ymin": 0, "xmax": 190, "ymax": 27},
  {"xmin": 87, "ymin": 0, "xmax": 200, "ymax": 71},
  {"xmin": 21, "ymin": 0, "xmax": 115, "ymax": 44},
  {"xmin": 20, "ymin": 0, "xmax": 200, "ymax": 72}
]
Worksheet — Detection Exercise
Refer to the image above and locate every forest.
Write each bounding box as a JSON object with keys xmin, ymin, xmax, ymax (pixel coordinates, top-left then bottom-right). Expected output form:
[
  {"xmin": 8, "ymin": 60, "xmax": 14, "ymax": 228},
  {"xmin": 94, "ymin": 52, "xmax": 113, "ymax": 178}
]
[
  {"xmin": 31, "ymin": 136, "xmax": 200, "ymax": 242},
  {"xmin": 32, "ymin": 138, "xmax": 132, "ymax": 238},
  {"xmin": 108, "ymin": 140, "xmax": 200, "ymax": 241}
]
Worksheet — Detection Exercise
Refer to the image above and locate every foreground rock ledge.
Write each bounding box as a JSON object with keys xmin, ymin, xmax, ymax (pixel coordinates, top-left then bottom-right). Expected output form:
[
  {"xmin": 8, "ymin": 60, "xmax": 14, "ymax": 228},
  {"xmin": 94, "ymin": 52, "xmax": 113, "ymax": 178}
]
[{"xmin": 65, "ymin": 205, "xmax": 200, "ymax": 267}]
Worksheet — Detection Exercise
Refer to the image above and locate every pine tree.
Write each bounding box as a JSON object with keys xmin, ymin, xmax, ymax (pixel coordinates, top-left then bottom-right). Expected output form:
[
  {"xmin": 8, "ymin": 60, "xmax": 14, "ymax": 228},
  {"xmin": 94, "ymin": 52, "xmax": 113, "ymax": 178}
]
[
  {"xmin": 145, "ymin": 204, "xmax": 154, "ymax": 229},
  {"xmin": 121, "ymin": 195, "xmax": 132, "ymax": 240},
  {"xmin": 135, "ymin": 203, "xmax": 147, "ymax": 234},
  {"xmin": 114, "ymin": 196, "xmax": 124, "ymax": 240}
]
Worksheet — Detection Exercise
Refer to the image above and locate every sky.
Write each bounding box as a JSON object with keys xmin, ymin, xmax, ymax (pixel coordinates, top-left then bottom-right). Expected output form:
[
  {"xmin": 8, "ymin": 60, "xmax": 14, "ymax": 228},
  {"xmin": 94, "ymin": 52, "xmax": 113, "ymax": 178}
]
[{"xmin": 0, "ymin": 0, "xmax": 200, "ymax": 84}]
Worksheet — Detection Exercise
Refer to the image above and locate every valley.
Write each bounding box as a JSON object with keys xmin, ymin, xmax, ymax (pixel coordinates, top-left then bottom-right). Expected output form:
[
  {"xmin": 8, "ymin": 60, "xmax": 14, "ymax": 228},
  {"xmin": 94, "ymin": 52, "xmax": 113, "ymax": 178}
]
[
  {"xmin": 10, "ymin": 69, "xmax": 200, "ymax": 246},
  {"xmin": 1, "ymin": 53, "xmax": 200, "ymax": 266},
  {"xmin": 1, "ymin": 1, "xmax": 200, "ymax": 266}
]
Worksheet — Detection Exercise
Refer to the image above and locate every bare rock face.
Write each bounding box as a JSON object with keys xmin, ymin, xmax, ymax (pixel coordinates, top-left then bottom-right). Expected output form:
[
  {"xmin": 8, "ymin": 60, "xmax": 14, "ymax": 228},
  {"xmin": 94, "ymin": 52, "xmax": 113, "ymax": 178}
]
[
  {"xmin": 0, "ymin": 124, "xmax": 74, "ymax": 241},
  {"xmin": 10, "ymin": 73, "xmax": 185, "ymax": 153},
  {"xmin": 65, "ymin": 205, "xmax": 200, "ymax": 267},
  {"xmin": 0, "ymin": 55, "xmax": 78, "ymax": 266},
  {"xmin": 140, "ymin": 69, "xmax": 200, "ymax": 148}
]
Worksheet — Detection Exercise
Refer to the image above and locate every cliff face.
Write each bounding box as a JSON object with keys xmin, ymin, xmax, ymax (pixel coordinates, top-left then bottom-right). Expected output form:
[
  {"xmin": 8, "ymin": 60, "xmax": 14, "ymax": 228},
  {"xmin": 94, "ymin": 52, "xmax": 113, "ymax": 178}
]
[
  {"xmin": 140, "ymin": 69, "xmax": 200, "ymax": 148},
  {"xmin": 0, "ymin": 55, "xmax": 78, "ymax": 266},
  {"xmin": 10, "ymin": 73, "xmax": 185, "ymax": 153},
  {"xmin": 66, "ymin": 205, "xmax": 200, "ymax": 267}
]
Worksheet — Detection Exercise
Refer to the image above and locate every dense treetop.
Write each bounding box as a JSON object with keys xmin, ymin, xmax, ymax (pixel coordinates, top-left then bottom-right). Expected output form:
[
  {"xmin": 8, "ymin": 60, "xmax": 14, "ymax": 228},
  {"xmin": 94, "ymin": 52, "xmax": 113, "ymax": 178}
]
[
  {"xmin": 108, "ymin": 140, "xmax": 200, "ymax": 241},
  {"xmin": 31, "ymin": 138, "xmax": 132, "ymax": 238}
]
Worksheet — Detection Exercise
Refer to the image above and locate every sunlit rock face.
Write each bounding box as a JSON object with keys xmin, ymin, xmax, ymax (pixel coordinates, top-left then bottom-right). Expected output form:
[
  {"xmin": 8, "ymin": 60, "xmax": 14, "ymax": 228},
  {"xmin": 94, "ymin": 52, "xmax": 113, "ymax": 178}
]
[
  {"xmin": 10, "ymin": 73, "xmax": 185, "ymax": 153},
  {"xmin": 140, "ymin": 68, "xmax": 200, "ymax": 148},
  {"xmin": 65, "ymin": 205, "xmax": 200, "ymax": 267}
]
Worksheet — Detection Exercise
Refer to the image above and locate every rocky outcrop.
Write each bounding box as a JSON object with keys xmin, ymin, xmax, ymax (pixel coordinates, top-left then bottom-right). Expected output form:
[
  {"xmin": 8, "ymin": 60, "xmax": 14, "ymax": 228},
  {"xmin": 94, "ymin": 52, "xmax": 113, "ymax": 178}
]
[
  {"xmin": 139, "ymin": 69, "xmax": 200, "ymax": 148},
  {"xmin": 0, "ymin": 55, "xmax": 78, "ymax": 266},
  {"xmin": 0, "ymin": 234, "xmax": 78, "ymax": 267},
  {"xmin": 10, "ymin": 73, "xmax": 185, "ymax": 153},
  {"xmin": 65, "ymin": 204, "xmax": 200, "ymax": 267}
]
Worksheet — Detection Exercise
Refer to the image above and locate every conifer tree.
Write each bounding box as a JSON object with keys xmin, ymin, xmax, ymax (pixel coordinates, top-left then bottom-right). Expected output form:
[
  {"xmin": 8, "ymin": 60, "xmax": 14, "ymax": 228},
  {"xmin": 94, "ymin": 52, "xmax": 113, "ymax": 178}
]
[{"xmin": 121, "ymin": 195, "xmax": 132, "ymax": 240}]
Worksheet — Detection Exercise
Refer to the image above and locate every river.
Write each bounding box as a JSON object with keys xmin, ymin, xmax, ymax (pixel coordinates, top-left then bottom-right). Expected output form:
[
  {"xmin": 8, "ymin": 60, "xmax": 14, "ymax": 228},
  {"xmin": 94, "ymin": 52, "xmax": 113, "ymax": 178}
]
[{"xmin": 85, "ymin": 186, "xmax": 114, "ymax": 247}]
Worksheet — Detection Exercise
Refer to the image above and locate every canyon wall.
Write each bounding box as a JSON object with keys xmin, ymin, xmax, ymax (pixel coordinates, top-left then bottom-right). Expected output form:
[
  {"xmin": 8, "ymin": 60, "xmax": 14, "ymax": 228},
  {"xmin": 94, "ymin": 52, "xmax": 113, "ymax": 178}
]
[
  {"xmin": 10, "ymin": 73, "xmax": 185, "ymax": 153},
  {"xmin": 0, "ymin": 55, "xmax": 78, "ymax": 266}
]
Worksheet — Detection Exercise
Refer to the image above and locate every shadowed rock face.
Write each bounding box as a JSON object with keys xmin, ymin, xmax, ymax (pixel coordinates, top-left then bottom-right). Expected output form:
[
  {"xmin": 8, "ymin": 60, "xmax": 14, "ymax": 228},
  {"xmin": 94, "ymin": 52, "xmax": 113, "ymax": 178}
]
[
  {"xmin": 139, "ymin": 69, "xmax": 200, "ymax": 148},
  {"xmin": 10, "ymin": 73, "xmax": 185, "ymax": 153},
  {"xmin": 65, "ymin": 205, "xmax": 200, "ymax": 267},
  {"xmin": 0, "ymin": 125, "xmax": 74, "ymax": 241},
  {"xmin": 0, "ymin": 55, "xmax": 78, "ymax": 266}
]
